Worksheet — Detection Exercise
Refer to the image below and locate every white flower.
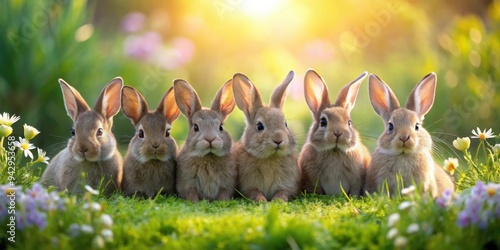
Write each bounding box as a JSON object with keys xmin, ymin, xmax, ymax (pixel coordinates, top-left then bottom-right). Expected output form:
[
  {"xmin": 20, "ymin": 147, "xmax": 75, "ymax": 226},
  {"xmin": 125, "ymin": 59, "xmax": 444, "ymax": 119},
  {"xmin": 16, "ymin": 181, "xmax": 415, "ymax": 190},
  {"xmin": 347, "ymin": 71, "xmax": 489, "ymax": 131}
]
[
  {"xmin": 453, "ymin": 137, "xmax": 470, "ymax": 151},
  {"xmin": 407, "ymin": 223, "xmax": 419, "ymax": 234},
  {"xmin": 23, "ymin": 124, "xmax": 40, "ymax": 140},
  {"xmin": 493, "ymin": 144, "xmax": 500, "ymax": 155},
  {"xmin": 0, "ymin": 125, "xmax": 13, "ymax": 137},
  {"xmin": 471, "ymin": 127, "xmax": 495, "ymax": 141},
  {"xmin": 0, "ymin": 112, "xmax": 20, "ymax": 126},
  {"xmin": 14, "ymin": 137, "xmax": 35, "ymax": 159},
  {"xmin": 443, "ymin": 158, "xmax": 459, "ymax": 175},
  {"xmin": 387, "ymin": 228, "xmax": 398, "ymax": 239},
  {"xmin": 101, "ymin": 229, "xmax": 113, "ymax": 242},
  {"xmin": 394, "ymin": 236, "xmax": 408, "ymax": 248},
  {"xmin": 85, "ymin": 185, "xmax": 99, "ymax": 195},
  {"xmin": 83, "ymin": 202, "xmax": 102, "ymax": 211},
  {"xmin": 100, "ymin": 214, "xmax": 113, "ymax": 228},
  {"xmin": 398, "ymin": 201, "xmax": 413, "ymax": 211},
  {"xmin": 387, "ymin": 213, "xmax": 400, "ymax": 227},
  {"xmin": 401, "ymin": 186, "xmax": 415, "ymax": 195},
  {"xmin": 92, "ymin": 235, "xmax": 105, "ymax": 249},
  {"xmin": 80, "ymin": 224, "xmax": 94, "ymax": 234},
  {"xmin": 35, "ymin": 148, "xmax": 50, "ymax": 164}
]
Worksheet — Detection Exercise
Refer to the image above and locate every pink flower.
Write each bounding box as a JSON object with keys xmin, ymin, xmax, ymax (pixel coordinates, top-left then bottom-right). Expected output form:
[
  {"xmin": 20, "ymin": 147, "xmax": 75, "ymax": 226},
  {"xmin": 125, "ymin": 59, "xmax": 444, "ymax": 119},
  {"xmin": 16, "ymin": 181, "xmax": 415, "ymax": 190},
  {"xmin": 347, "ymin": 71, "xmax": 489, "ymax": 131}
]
[
  {"xmin": 124, "ymin": 32, "xmax": 162, "ymax": 60},
  {"xmin": 121, "ymin": 12, "xmax": 146, "ymax": 33}
]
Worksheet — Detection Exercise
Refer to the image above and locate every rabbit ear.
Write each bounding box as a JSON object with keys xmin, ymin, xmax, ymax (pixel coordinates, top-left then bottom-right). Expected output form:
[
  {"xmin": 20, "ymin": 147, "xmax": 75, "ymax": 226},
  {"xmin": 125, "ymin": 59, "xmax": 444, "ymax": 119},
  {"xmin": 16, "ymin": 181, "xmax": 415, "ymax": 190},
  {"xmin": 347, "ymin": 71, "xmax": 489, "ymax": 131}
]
[
  {"xmin": 157, "ymin": 86, "xmax": 180, "ymax": 124},
  {"xmin": 233, "ymin": 73, "xmax": 264, "ymax": 120},
  {"xmin": 173, "ymin": 79, "xmax": 202, "ymax": 118},
  {"xmin": 269, "ymin": 70, "xmax": 294, "ymax": 109},
  {"xmin": 406, "ymin": 72, "xmax": 437, "ymax": 120},
  {"xmin": 304, "ymin": 69, "xmax": 330, "ymax": 115},
  {"xmin": 211, "ymin": 79, "xmax": 235, "ymax": 120},
  {"xmin": 368, "ymin": 74, "xmax": 400, "ymax": 122},
  {"xmin": 59, "ymin": 79, "xmax": 90, "ymax": 121},
  {"xmin": 94, "ymin": 77, "xmax": 123, "ymax": 120},
  {"xmin": 121, "ymin": 86, "xmax": 149, "ymax": 125},
  {"xmin": 334, "ymin": 71, "xmax": 367, "ymax": 113}
]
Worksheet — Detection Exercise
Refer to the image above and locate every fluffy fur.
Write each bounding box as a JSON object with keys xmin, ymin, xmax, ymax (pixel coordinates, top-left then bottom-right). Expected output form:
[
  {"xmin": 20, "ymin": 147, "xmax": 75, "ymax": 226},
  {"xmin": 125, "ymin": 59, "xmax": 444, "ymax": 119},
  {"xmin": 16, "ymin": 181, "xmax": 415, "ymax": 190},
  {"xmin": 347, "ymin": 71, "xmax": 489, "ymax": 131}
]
[
  {"xmin": 364, "ymin": 73, "xmax": 455, "ymax": 197},
  {"xmin": 41, "ymin": 78, "xmax": 123, "ymax": 196},
  {"xmin": 174, "ymin": 79, "xmax": 237, "ymax": 202},
  {"xmin": 121, "ymin": 86, "xmax": 180, "ymax": 198},
  {"xmin": 299, "ymin": 70, "xmax": 371, "ymax": 196},
  {"xmin": 233, "ymin": 71, "xmax": 300, "ymax": 202}
]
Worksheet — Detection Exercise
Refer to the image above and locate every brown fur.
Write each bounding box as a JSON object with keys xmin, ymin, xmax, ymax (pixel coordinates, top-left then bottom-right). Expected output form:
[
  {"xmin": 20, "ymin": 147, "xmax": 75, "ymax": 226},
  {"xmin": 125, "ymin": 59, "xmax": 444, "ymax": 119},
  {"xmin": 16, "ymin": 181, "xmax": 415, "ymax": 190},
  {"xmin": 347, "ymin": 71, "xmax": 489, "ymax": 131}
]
[
  {"xmin": 41, "ymin": 78, "xmax": 123, "ymax": 196},
  {"xmin": 174, "ymin": 79, "xmax": 237, "ymax": 202},
  {"xmin": 299, "ymin": 70, "xmax": 371, "ymax": 196},
  {"xmin": 233, "ymin": 71, "xmax": 300, "ymax": 202},
  {"xmin": 365, "ymin": 73, "xmax": 454, "ymax": 197},
  {"xmin": 121, "ymin": 86, "xmax": 180, "ymax": 198}
]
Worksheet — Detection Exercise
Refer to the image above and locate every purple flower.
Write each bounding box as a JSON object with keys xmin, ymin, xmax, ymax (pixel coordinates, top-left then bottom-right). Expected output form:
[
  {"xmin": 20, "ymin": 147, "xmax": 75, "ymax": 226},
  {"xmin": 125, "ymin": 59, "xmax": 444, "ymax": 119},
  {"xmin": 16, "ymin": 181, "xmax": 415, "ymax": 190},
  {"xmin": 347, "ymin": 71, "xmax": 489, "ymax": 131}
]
[
  {"xmin": 124, "ymin": 32, "xmax": 162, "ymax": 60},
  {"xmin": 457, "ymin": 211, "xmax": 470, "ymax": 228},
  {"xmin": 121, "ymin": 12, "xmax": 146, "ymax": 33}
]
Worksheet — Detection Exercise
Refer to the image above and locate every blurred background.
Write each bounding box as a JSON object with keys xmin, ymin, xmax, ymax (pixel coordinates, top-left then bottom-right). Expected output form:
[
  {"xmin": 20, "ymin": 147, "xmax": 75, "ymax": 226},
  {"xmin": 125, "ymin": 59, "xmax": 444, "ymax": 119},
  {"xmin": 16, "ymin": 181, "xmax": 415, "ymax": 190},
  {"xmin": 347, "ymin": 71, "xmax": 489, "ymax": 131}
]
[{"xmin": 0, "ymin": 0, "xmax": 498, "ymax": 166}]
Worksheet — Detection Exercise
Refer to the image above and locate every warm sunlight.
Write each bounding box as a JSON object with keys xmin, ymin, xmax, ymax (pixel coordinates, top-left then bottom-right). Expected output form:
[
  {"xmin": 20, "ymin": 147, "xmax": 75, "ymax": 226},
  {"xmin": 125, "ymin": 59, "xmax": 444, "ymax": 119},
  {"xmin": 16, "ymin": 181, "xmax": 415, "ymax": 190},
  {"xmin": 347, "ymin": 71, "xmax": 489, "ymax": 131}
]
[{"xmin": 240, "ymin": 0, "xmax": 286, "ymax": 18}]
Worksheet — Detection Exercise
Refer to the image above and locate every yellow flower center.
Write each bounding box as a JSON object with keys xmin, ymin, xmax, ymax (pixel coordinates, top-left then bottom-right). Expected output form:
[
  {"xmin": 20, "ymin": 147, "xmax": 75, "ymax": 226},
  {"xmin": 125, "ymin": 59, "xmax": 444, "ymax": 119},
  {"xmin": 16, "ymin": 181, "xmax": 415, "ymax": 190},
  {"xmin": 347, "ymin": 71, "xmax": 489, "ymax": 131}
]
[
  {"xmin": 21, "ymin": 143, "xmax": 29, "ymax": 150},
  {"xmin": 479, "ymin": 133, "xmax": 486, "ymax": 140},
  {"xmin": 487, "ymin": 187, "xmax": 496, "ymax": 197},
  {"xmin": 37, "ymin": 155, "xmax": 44, "ymax": 162},
  {"xmin": 447, "ymin": 163, "xmax": 456, "ymax": 171}
]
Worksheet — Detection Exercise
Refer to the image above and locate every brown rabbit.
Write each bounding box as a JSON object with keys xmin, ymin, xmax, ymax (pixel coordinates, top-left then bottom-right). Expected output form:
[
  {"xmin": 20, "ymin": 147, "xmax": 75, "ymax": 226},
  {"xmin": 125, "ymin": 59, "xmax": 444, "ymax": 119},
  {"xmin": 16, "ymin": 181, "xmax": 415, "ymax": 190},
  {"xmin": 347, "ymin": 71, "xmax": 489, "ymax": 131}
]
[
  {"xmin": 121, "ymin": 86, "xmax": 180, "ymax": 198},
  {"xmin": 41, "ymin": 78, "xmax": 123, "ymax": 196},
  {"xmin": 299, "ymin": 69, "xmax": 371, "ymax": 196},
  {"xmin": 174, "ymin": 79, "xmax": 237, "ymax": 202},
  {"xmin": 233, "ymin": 71, "xmax": 300, "ymax": 202},
  {"xmin": 365, "ymin": 73, "xmax": 455, "ymax": 197}
]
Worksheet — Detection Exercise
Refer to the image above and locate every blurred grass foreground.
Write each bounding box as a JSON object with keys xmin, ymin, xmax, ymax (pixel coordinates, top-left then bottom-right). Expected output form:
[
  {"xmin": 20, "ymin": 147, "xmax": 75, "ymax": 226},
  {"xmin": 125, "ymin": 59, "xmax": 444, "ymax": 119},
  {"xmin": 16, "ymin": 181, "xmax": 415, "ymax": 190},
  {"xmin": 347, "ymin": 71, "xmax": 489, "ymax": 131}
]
[{"xmin": 0, "ymin": 0, "xmax": 498, "ymax": 159}]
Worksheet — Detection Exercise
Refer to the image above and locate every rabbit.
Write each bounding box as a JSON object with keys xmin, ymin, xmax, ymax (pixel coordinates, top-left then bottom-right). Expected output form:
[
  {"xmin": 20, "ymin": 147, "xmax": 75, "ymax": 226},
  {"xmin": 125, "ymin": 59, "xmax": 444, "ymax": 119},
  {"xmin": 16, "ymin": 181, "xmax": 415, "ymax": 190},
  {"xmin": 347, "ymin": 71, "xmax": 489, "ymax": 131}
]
[
  {"xmin": 233, "ymin": 71, "xmax": 300, "ymax": 202},
  {"xmin": 121, "ymin": 86, "xmax": 180, "ymax": 198},
  {"xmin": 174, "ymin": 79, "xmax": 237, "ymax": 202},
  {"xmin": 364, "ymin": 72, "xmax": 455, "ymax": 198},
  {"xmin": 298, "ymin": 69, "xmax": 371, "ymax": 197},
  {"xmin": 41, "ymin": 77, "xmax": 123, "ymax": 196}
]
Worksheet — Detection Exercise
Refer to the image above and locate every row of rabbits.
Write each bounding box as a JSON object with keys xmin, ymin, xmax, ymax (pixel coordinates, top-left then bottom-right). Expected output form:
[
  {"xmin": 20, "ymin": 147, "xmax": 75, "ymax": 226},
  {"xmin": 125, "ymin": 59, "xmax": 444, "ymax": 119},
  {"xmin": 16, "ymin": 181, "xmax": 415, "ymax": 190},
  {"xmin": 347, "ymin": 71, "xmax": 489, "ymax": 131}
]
[{"xmin": 41, "ymin": 70, "xmax": 455, "ymax": 201}]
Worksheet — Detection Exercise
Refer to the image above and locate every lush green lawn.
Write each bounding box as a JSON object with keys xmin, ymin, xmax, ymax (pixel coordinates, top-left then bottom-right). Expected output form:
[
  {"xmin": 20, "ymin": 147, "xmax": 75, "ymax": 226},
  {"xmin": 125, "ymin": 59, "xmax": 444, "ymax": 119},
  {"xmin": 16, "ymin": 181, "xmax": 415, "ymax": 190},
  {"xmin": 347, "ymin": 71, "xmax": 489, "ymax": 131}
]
[{"xmin": 3, "ymin": 185, "xmax": 500, "ymax": 250}]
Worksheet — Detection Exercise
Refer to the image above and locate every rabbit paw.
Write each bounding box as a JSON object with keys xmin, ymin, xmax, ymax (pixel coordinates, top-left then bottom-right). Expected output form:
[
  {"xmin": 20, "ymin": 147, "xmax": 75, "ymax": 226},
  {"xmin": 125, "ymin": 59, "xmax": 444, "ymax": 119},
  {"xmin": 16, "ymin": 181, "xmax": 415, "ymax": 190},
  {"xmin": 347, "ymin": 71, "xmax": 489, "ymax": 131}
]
[
  {"xmin": 272, "ymin": 190, "xmax": 289, "ymax": 202},
  {"xmin": 187, "ymin": 189, "xmax": 199, "ymax": 203}
]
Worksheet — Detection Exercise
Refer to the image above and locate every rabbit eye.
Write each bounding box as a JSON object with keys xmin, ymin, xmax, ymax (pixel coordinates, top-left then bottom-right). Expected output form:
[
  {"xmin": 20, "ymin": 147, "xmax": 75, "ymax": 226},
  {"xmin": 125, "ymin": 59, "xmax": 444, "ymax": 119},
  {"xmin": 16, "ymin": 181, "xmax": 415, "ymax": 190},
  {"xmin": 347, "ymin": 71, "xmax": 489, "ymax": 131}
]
[
  {"xmin": 165, "ymin": 129, "xmax": 171, "ymax": 137},
  {"xmin": 70, "ymin": 128, "xmax": 75, "ymax": 136},
  {"xmin": 348, "ymin": 120, "xmax": 352, "ymax": 126},
  {"xmin": 219, "ymin": 124, "xmax": 224, "ymax": 132},
  {"xmin": 194, "ymin": 124, "xmax": 199, "ymax": 132},
  {"xmin": 415, "ymin": 123, "xmax": 420, "ymax": 131},
  {"xmin": 256, "ymin": 122, "xmax": 264, "ymax": 131},
  {"xmin": 138, "ymin": 129, "xmax": 145, "ymax": 138},
  {"xmin": 96, "ymin": 128, "xmax": 103, "ymax": 137},
  {"xmin": 320, "ymin": 117, "xmax": 327, "ymax": 127},
  {"xmin": 285, "ymin": 121, "xmax": 288, "ymax": 128},
  {"xmin": 388, "ymin": 122, "xmax": 394, "ymax": 132}
]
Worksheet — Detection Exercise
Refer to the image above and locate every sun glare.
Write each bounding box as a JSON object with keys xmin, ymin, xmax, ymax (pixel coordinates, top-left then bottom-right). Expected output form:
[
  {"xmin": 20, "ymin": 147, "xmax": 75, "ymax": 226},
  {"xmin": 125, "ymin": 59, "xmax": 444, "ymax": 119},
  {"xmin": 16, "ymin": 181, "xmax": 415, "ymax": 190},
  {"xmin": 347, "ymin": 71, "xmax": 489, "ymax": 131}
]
[{"xmin": 240, "ymin": 0, "xmax": 285, "ymax": 18}]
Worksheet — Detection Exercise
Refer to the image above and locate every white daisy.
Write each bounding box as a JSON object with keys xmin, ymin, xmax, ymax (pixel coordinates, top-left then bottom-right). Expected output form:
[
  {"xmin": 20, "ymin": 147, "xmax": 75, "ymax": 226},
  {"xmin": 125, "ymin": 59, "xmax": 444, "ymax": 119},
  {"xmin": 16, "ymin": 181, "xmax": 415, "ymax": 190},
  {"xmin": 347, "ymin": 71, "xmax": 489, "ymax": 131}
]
[
  {"xmin": 471, "ymin": 127, "xmax": 495, "ymax": 141},
  {"xmin": 0, "ymin": 112, "xmax": 20, "ymax": 126},
  {"xmin": 35, "ymin": 148, "xmax": 50, "ymax": 164},
  {"xmin": 14, "ymin": 137, "xmax": 35, "ymax": 159}
]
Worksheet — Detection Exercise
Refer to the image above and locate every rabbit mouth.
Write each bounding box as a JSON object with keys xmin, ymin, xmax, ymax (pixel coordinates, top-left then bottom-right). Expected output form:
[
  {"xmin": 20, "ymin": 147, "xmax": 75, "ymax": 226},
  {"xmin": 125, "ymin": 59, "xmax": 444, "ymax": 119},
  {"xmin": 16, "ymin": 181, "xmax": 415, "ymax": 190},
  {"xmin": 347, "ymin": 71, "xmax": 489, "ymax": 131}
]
[{"xmin": 75, "ymin": 152, "xmax": 99, "ymax": 162}]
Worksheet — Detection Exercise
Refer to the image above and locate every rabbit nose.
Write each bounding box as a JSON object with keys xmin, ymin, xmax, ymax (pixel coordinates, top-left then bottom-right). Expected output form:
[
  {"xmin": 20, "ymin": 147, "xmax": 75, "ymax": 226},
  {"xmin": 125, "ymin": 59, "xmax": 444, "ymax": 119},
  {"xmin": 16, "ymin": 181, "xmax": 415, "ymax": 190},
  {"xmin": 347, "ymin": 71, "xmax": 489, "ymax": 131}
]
[
  {"xmin": 273, "ymin": 140, "xmax": 283, "ymax": 145},
  {"xmin": 334, "ymin": 131, "xmax": 343, "ymax": 138},
  {"xmin": 400, "ymin": 135, "xmax": 410, "ymax": 142},
  {"xmin": 205, "ymin": 137, "xmax": 215, "ymax": 143},
  {"xmin": 151, "ymin": 143, "xmax": 160, "ymax": 149}
]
